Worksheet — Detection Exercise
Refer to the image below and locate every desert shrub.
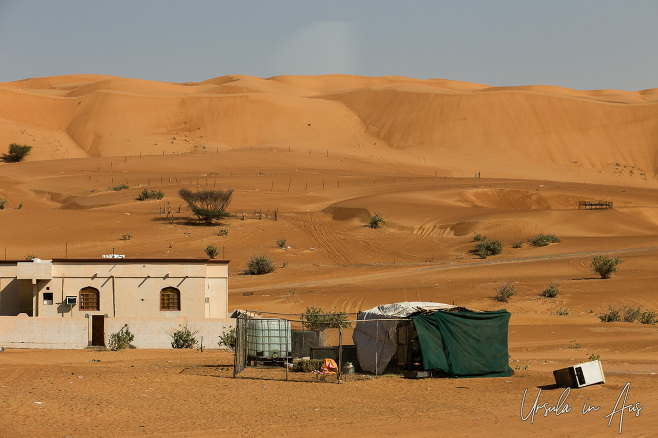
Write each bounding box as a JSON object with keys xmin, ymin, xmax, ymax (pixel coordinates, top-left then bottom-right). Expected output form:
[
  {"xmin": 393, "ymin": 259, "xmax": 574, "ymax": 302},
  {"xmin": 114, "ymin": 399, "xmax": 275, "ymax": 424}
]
[
  {"xmin": 108, "ymin": 325, "xmax": 134, "ymax": 351},
  {"xmin": 588, "ymin": 353, "xmax": 600, "ymax": 361},
  {"xmin": 217, "ymin": 228, "xmax": 228, "ymax": 236},
  {"xmin": 512, "ymin": 241, "xmax": 523, "ymax": 248},
  {"xmin": 24, "ymin": 254, "xmax": 37, "ymax": 260},
  {"xmin": 598, "ymin": 305, "xmax": 657, "ymax": 324},
  {"xmin": 598, "ymin": 305, "xmax": 622, "ymax": 322},
  {"xmin": 554, "ymin": 307, "xmax": 571, "ymax": 316},
  {"xmin": 475, "ymin": 238, "xmax": 503, "ymax": 259},
  {"xmin": 246, "ymin": 255, "xmax": 275, "ymax": 275},
  {"xmin": 474, "ymin": 233, "xmax": 486, "ymax": 242},
  {"xmin": 591, "ymin": 255, "xmax": 623, "ymax": 279},
  {"xmin": 2, "ymin": 143, "xmax": 32, "ymax": 163},
  {"xmin": 137, "ymin": 188, "xmax": 164, "ymax": 200},
  {"xmin": 171, "ymin": 324, "xmax": 199, "ymax": 349},
  {"xmin": 218, "ymin": 326, "xmax": 236, "ymax": 351},
  {"xmin": 368, "ymin": 212, "xmax": 385, "ymax": 229},
  {"xmin": 17, "ymin": 202, "xmax": 23, "ymax": 210},
  {"xmin": 109, "ymin": 184, "xmax": 129, "ymax": 191},
  {"xmin": 0, "ymin": 198, "xmax": 5, "ymax": 210},
  {"xmin": 276, "ymin": 237, "xmax": 287, "ymax": 248},
  {"xmin": 541, "ymin": 281, "xmax": 560, "ymax": 298},
  {"xmin": 205, "ymin": 244, "xmax": 218, "ymax": 259},
  {"xmin": 639, "ymin": 310, "xmax": 658, "ymax": 325},
  {"xmin": 495, "ymin": 282, "xmax": 516, "ymax": 302},
  {"xmin": 296, "ymin": 358, "xmax": 324, "ymax": 372},
  {"xmin": 303, "ymin": 306, "xmax": 351, "ymax": 330},
  {"xmin": 121, "ymin": 233, "xmax": 131, "ymax": 241},
  {"xmin": 179, "ymin": 188, "xmax": 233, "ymax": 223},
  {"xmin": 528, "ymin": 233, "xmax": 561, "ymax": 247}
]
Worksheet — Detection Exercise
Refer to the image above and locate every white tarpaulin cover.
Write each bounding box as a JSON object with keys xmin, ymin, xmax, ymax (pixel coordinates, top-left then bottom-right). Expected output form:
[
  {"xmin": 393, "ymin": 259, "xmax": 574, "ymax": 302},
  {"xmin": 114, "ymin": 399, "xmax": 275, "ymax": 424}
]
[{"xmin": 352, "ymin": 302, "xmax": 457, "ymax": 374}]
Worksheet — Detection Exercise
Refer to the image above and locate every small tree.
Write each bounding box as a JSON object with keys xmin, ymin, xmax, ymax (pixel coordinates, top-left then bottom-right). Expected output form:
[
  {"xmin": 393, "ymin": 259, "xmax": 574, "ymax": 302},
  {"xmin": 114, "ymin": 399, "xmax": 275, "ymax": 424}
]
[
  {"xmin": 368, "ymin": 212, "xmax": 385, "ymax": 229},
  {"xmin": 246, "ymin": 255, "xmax": 275, "ymax": 275},
  {"xmin": 108, "ymin": 325, "xmax": 134, "ymax": 351},
  {"xmin": 218, "ymin": 326, "xmax": 236, "ymax": 351},
  {"xmin": 205, "ymin": 244, "xmax": 218, "ymax": 259},
  {"xmin": 276, "ymin": 238, "xmax": 287, "ymax": 248},
  {"xmin": 303, "ymin": 306, "xmax": 351, "ymax": 330},
  {"xmin": 2, "ymin": 143, "xmax": 32, "ymax": 163},
  {"xmin": 591, "ymin": 255, "xmax": 623, "ymax": 279},
  {"xmin": 179, "ymin": 188, "xmax": 233, "ymax": 223},
  {"xmin": 171, "ymin": 324, "xmax": 198, "ymax": 349}
]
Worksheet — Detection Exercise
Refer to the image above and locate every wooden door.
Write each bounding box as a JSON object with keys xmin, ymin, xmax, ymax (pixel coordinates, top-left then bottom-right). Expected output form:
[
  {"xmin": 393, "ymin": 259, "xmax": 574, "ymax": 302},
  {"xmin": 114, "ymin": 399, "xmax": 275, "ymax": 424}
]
[{"xmin": 91, "ymin": 315, "xmax": 105, "ymax": 346}]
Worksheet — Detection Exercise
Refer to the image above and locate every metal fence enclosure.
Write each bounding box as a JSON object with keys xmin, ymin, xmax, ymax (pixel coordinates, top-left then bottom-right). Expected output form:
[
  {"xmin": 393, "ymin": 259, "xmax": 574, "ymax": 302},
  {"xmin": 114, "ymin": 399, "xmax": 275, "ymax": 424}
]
[{"xmin": 233, "ymin": 311, "xmax": 414, "ymax": 382}]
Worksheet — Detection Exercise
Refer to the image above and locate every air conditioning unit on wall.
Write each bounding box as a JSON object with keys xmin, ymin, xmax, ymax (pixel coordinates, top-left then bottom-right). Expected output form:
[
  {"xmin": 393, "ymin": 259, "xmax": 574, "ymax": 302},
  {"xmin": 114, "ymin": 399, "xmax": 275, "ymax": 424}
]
[{"xmin": 65, "ymin": 296, "xmax": 77, "ymax": 306}]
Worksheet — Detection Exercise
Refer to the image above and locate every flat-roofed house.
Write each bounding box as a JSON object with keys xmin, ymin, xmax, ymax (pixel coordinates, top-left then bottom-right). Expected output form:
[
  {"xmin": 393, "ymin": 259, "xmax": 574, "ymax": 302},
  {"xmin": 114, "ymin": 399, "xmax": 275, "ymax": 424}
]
[{"xmin": 0, "ymin": 258, "xmax": 232, "ymax": 349}]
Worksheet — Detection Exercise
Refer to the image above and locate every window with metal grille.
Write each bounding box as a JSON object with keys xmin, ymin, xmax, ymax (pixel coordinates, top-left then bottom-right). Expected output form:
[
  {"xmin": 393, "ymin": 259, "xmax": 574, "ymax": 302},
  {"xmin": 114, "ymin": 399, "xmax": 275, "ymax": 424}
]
[
  {"xmin": 79, "ymin": 287, "xmax": 100, "ymax": 311},
  {"xmin": 160, "ymin": 287, "xmax": 180, "ymax": 311}
]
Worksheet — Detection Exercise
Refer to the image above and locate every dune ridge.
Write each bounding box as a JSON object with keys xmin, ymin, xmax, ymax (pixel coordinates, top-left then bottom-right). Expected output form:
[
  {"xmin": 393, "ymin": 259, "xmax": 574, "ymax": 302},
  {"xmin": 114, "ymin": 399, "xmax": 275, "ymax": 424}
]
[{"xmin": 1, "ymin": 74, "xmax": 656, "ymax": 181}]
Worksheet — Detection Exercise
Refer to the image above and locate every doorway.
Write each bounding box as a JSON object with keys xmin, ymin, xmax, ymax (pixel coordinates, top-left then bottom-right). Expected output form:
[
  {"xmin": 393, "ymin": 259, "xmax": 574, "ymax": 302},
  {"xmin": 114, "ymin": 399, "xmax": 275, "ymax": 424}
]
[{"xmin": 91, "ymin": 315, "xmax": 105, "ymax": 347}]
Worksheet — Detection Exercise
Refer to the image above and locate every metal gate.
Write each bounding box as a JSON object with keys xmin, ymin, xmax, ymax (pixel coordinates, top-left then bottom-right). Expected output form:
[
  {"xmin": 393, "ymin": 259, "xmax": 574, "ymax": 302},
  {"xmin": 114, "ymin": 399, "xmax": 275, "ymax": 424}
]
[{"xmin": 233, "ymin": 315, "xmax": 248, "ymax": 376}]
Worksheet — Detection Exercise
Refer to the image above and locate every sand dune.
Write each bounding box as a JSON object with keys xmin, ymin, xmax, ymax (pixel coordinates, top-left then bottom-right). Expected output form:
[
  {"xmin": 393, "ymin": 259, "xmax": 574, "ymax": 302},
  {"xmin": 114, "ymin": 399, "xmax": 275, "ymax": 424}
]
[{"xmin": 1, "ymin": 74, "xmax": 657, "ymax": 437}]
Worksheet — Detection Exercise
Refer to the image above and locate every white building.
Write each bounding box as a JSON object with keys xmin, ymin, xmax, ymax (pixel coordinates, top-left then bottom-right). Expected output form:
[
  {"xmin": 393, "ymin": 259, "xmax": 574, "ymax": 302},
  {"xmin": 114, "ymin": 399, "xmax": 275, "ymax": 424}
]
[{"xmin": 0, "ymin": 258, "xmax": 233, "ymax": 349}]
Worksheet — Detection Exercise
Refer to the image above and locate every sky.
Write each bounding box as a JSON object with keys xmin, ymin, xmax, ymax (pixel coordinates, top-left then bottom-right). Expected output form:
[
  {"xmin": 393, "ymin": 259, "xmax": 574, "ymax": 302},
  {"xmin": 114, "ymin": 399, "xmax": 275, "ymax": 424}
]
[{"xmin": 1, "ymin": 0, "xmax": 657, "ymax": 90}]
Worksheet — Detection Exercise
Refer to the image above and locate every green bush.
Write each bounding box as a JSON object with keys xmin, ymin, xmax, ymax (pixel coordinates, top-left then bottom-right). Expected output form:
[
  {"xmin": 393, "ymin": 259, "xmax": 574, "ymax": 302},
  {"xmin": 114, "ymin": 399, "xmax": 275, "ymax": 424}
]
[
  {"xmin": 554, "ymin": 307, "xmax": 571, "ymax": 316},
  {"xmin": 25, "ymin": 254, "xmax": 37, "ymax": 260},
  {"xmin": 2, "ymin": 143, "xmax": 32, "ymax": 163},
  {"xmin": 179, "ymin": 188, "xmax": 233, "ymax": 223},
  {"xmin": 495, "ymin": 282, "xmax": 516, "ymax": 302},
  {"xmin": 528, "ymin": 233, "xmax": 561, "ymax": 247},
  {"xmin": 121, "ymin": 233, "xmax": 131, "ymax": 241},
  {"xmin": 276, "ymin": 238, "xmax": 287, "ymax": 248},
  {"xmin": 475, "ymin": 238, "xmax": 503, "ymax": 259},
  {"xmin": 368, "ymin": 212, "xmax": 385, "ymax": 229},
  {"xmin": 218, "ymin": 326, "xmax": 236, "ymax": 351},
  {"xmin": 171, "ymin": 324, "xmax": 199, "ymax": 349},
  {"xmin": 303, "ymin": 306, "xmax": 351, "ymax": 330},
  {"xmin": 597, "ymin": 305, "xmax": 655, "ymax": 324},
  {"xmin": 0, "ymin": 198, "xmax": 5, "ymax": 210},
  {"xmin": 108, "ymin": 325, "xmax": 134, "ymax": 351},
  {"xmin": 205, "ymin": 244, "xmax": 218, "ymax": 259},
  {"xmin": 541, "ymin": 281, "xmax": 560, "ymax": 298},
  {"xmin": 246, "ymin": 255, "xmax": 275, "ymax": 275},
  {"xmin": 512, "ymin": 241, "xmax": 523, "ymax": 248},
  {"xmin": 474, "ymin": 233, "xmax": 486, "ymax": 242},
  {"xmin": 217, "ymin": 228, "xmax": 229, "ymax": 236},
  {"xmin": 109, "ymin": 184, "xmax": 129, "ymax": 191},
  {"xmin": 137, "ymin": 188, "xmax": 164, "ymax": 200},
  {"xmin": 591, "ymin": 255, "xmax": 623, "ymax": 279}
]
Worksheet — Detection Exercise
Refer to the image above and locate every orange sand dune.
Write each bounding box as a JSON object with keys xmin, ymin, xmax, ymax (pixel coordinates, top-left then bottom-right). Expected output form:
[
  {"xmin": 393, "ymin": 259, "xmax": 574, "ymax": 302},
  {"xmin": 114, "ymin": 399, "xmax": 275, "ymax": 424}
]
[{"xmin": 1, "ymin": 74, "xmax": 657, "ymax": 437}]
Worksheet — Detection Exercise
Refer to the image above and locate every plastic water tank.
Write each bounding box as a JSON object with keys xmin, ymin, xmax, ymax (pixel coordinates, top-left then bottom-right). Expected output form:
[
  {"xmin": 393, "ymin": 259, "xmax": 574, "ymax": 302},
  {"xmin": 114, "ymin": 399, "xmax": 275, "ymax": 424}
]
[{"xmin": 247, "ymin": 318, "xmax": 292, "ymax": 359}]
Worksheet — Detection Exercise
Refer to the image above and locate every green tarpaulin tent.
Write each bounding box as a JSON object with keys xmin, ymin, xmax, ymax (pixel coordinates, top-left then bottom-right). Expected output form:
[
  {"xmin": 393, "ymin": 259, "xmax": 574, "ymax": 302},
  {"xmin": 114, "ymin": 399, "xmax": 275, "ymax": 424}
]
[{"xmin": 412, "ymin": 309, "xmax": 512, "ymax": 378}]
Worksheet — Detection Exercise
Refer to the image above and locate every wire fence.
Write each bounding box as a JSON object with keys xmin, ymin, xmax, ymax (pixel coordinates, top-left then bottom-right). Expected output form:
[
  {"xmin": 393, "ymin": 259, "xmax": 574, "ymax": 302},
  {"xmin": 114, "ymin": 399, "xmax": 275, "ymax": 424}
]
[{"xmin": 233, "ymin": 311, "xmax": 418, "ymax": 383}]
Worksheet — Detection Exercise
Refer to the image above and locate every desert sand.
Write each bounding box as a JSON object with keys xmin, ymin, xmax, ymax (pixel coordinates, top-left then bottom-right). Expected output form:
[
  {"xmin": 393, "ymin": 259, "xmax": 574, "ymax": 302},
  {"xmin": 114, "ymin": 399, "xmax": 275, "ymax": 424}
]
[{"xmin": 0, "ymin": 74, "xmax": 657, "ymax": 437}]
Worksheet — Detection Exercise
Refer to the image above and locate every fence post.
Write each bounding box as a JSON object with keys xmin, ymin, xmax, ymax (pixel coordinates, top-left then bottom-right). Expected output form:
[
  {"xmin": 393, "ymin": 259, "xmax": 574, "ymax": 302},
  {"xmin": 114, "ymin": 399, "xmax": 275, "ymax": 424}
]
[
  {"xmin": 338, "ymin": 325, "xmax": 343, "ymax": 383},
  {"xmin": 375, "ymin": 320, "xmax": 379, "ymax": 379},
  {"xmin": 285, "ymin": 321, "xmax": 289, "ymax": 382}
]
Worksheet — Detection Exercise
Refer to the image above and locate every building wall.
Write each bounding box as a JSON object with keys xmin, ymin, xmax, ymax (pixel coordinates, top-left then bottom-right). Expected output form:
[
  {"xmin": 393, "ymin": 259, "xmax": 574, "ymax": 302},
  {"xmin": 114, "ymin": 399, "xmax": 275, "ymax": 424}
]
[
  {"xmin": 0, "ymin": 316, "xmax": 88, "ymax": 349},
  {"xmin": 0, "ymin": 316, "xmax": 234, "ymax": 349}
]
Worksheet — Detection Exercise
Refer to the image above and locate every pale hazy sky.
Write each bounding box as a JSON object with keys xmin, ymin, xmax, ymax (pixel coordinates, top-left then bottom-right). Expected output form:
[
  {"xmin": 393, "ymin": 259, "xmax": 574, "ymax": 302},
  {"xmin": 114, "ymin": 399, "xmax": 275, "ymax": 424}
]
[{"xmin": 1, "ymin": 0, "xmax": 657, "ymax": 90}]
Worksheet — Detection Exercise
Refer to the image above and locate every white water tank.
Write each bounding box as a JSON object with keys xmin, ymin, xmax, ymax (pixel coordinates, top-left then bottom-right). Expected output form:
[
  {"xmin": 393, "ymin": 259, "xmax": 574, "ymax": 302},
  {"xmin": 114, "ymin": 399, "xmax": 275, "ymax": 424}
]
[{"xmin": 247, "ymin": 318, "xmax": 291, "ymax": 359}]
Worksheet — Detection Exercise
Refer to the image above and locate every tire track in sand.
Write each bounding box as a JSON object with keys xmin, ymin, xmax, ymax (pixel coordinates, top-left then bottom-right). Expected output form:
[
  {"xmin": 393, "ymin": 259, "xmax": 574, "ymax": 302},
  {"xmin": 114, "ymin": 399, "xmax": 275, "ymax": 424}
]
[{"xmin": 296, "ymin": 213, "xmax": 359, "ymax": 265}]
